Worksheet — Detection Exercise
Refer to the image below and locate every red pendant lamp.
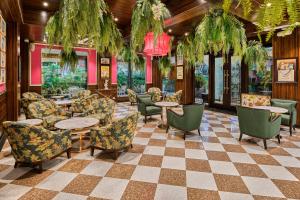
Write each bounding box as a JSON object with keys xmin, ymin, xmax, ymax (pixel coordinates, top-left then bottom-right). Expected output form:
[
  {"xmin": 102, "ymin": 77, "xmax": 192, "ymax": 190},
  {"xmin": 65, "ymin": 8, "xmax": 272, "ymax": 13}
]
[{"xmin": 144, "ymin": 32, "xmax": 170, "ymax": 56}]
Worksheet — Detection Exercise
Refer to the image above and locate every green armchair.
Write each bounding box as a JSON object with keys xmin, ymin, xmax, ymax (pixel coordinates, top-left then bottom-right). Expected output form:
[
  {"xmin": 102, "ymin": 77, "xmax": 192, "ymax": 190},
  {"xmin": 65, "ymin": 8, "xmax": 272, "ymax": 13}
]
[
  {"xmin": 166, "ymin": 104, "xmax": 204, "ymax": 140},
  {"xmin": 21, "ymin": 92, "xmax": 45, "ymax": 119},
  {"xmin": 90, "ymin": 112, "xmax": 139, "ymax": 159},
  {"xmin": 271, "ymin": 99, "xmax": 297, "ymax": 136},
  {"xmin": 28, "ymin": 100, "xmax": 71, "ymax": 130},
  {"xmin": 137, "ymin": 95, "xmax": 162, "ymax": 123},
  {"xmin": 2, "ymin": 121, "xmax": 72, "ymax": 171},
  {"xmin": 236, "ymin": 106, "xmax": 281, "ymax": 149}
]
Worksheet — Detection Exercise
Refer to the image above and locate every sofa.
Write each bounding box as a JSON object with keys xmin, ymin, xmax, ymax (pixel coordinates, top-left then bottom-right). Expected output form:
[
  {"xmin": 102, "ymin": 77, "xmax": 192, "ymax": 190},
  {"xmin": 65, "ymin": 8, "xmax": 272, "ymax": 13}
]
[
  {"xmin": 165, "ymin": 90, "xmax": 183, "ymax": 104},
  {"xmin": 21, "ymin": 92, "xmax": 45, "ymax": 119},
  {"xmin": 90, "ymin": 112, "xmax": 139, "ymax": 159},
  {"xmin": 137, "ymin": 95, "xmax": 162, "ymax": 123},
  {"xmin": 2, "ymin": 121, "xmax": 72, "ymax": 171},
  {"xmin": 166, "ymin": 104, "xmax": 204, "ymax": 140},
  {"xmin": 241, "ymin": 93, "xmax": 271, "ymax": 107},
  {"xmin": 271, "ymin": 99, "xmax": 297, "ymax": 135},
  {"xmin": 28, "ymin": 100, "xmax": 71, "ymax": 130},
  {"xmin": 237, "ymin": 106, "xmax": 281, "ymax": 149}
]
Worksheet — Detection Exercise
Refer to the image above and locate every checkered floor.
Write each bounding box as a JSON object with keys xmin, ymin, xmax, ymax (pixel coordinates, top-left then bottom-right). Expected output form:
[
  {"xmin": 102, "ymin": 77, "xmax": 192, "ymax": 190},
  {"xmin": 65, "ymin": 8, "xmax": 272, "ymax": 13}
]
[{"xmin": 1, "ymin": 102, "xmax": 300, "ymax": 200}]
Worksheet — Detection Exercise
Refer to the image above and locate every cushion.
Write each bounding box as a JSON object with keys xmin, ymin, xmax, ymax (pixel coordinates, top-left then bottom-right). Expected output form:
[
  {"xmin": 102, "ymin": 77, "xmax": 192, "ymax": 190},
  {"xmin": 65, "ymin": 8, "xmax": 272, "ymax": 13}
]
[{"xmin": 139, "ymin": 97, "xmax": 155, "ymax": 106}]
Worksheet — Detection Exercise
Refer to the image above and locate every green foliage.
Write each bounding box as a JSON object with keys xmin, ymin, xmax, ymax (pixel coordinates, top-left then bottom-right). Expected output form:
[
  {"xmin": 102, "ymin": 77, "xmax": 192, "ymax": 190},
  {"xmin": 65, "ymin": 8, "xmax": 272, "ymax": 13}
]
[
  {"xmin": 195, "ymin": 9, "xmax": 247, "ymax": 59},
  {"xmin": 222, "ymin": 0, "xmax": 252, "ymax": 17},
  {"xmin": 46, "ymin": 0, "xmax": 123, "ymax": 55},
  {"xmin": 158, "ymin": 56, "xmax": 172, "ymax": 77},
  {"xmin": 195, "ymin": 74, "xmax": 207, "ymax": 88},
  {"xmin": 60, "ymin": 50, "xmax": 78, "ymax": 72},
  {"xmin": 42, "ymin": 63, "xmax": 87, "ymax": 96},
  {"xmin": 244, "ymin": 40, "xmax": 268, "ymax": 68},
  {"xmin": 131, "ymin": 0, "xmax": 170, "ymax": 53},
  {"xmin": 119, "ymin": 45, "xmax": 145, "ymax": 71}
]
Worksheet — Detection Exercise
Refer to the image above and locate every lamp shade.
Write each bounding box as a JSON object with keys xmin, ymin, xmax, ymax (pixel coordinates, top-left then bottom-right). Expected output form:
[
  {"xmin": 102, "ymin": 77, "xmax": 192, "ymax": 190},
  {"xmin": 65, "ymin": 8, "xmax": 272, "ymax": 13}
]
[{"xmin": 144, "ymin": 32, "xmax": 170, "ymax": 56}]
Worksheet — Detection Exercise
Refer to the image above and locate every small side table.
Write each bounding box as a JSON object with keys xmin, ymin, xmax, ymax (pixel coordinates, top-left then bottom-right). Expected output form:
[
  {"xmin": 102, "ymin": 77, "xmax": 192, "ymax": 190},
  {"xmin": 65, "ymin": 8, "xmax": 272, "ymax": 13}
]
[
  {"xmin": 155, "ymin": 101, "xmax": 179, "ymax": 129},
  {"xmin": 55, "ymin": 117, "xmax": 99, "ymax": 152}
]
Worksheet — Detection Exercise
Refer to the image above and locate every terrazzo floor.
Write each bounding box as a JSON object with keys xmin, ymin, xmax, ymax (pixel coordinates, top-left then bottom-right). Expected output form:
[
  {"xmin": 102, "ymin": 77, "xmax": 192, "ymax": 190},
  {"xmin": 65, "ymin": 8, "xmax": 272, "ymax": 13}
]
[{"xmin": 0, "ymin": 102, "xmax": 300, "ymax": 200}]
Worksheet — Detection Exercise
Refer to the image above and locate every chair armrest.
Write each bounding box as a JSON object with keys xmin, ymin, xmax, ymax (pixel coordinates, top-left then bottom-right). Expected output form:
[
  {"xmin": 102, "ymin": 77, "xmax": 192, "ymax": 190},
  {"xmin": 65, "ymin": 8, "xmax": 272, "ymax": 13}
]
[{"xmin": 90, "ymin": 125, "xmax": 112, "ymax": 137}]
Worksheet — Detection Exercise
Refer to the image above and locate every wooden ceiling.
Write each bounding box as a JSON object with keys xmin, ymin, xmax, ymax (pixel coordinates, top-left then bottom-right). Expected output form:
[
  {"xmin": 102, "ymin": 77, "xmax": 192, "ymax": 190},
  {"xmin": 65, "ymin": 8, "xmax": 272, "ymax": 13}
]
[{"xmin": 18, "ymin": 0, "xmax": 260, "ymax": 42}]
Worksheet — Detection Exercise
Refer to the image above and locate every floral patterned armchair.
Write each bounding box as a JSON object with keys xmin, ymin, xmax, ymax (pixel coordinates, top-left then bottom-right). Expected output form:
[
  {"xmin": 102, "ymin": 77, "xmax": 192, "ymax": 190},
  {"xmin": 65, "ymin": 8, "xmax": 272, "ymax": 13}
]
[
  {"xmin": 21, "ymin": 92, "xmax": 45, "ymax": 119},
  {"xmin": 90, "ymin": 112, "xmax": 139, "ymax": 159},
  {"xmin": 81, "ymin": 97, "xmax": 116, "ymax": 125},
  {"xmin": 241, "ymin": 93, "xmax": 271, "ymax": 107},
  {"xmin": 70, "ymin": 94, "xmax": 99, "ymax": 115},
  {"xmin": 2, "ymin": 121, "xmax": 72, "ymax": 170},
  {"xmin": 127, "ymin": 89, "xmax": 137, "ymax": 105},
  {"xmin": 28, "ymin": 100, "xmax": 71, "ymax": 130},
  {"xmin": 71, "ymin": 90, "xmax": 91, "ymax": 99},
  {"xmin": 165, "ymin": 90, "xmax": 183, "ymax": 104},
  {"xmin": 148, "ymin": 87, "xmax": 162, "ymax": 102}
]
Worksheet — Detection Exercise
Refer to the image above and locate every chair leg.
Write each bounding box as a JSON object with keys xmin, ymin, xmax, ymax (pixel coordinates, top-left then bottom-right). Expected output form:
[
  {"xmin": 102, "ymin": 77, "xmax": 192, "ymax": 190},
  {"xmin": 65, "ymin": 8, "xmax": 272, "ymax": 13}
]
[
  {"xmin": 239, "ymin": 133, "xmax": 243, "ymax": 141},
  {"xmin": 290, "ymin": 124, "xmax": 293, "ymax": 136},
  {"xmin": 293, "ymin": 125, "xmax": 296, "ymax": 131},
  {"xmin": 37, "ymin": 163, "xmax": 43, "ymax": 173},
  {"xmin": 183, "ymin": 132, "xmax": 187, "ymax": 140},
  {"xmin": 198, "ymin": 128, "xmax": 201, "ymax": 136},
  {"xmin": 90, "ymin": 147, "xmax": 95, "ymax": 156},
  {"xmin": 113, "ymin": 151, "xmax": 118, "ymax": 160},
  {"xmin": 144, "ymin": 116, "xmax": 147, "ymax": 123},
  {"xmin": 166, "ymin": 125, "xmax": 169, "ymax": 133},
  {"xmin": 263, "ymin": 139, "xmax": 267, "ymax": 149},
  {"xmin": 14, "ymin": 162, "xmax": 19, "ymax": 168},
  {"xmin": 131, "ymin": 144, "xmax": 133, "ymax": 149},
  {"xmin": 66, "ymin": 148, "xmax": 71, "ymax": 159},
  {"xmin": 277, "ymin": 135, "xmax": 281, "ymax": 144}
]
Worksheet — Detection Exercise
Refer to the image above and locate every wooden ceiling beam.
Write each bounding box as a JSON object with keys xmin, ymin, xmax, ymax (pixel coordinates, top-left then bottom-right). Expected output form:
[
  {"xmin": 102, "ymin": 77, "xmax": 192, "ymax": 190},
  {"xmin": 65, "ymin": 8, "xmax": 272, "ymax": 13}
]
[{"xmin": 0, "ymin": 0, "xmax": 23, "ymax": 23}]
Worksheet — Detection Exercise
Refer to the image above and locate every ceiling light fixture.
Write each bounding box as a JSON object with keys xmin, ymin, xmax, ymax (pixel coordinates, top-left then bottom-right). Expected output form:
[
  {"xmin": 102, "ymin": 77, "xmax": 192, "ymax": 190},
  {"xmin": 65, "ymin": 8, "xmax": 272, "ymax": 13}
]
[
  {"xmin": 266, "ymin": 3, "xmax": 271, "ymax": 7},
  {"xmin": 114, "ymin": 17, "xmax": 119, "ymax": 22},
  {"xmin": 168, "ymin": 29, "xmax": 172, "ymax": 33},
  {"xmin": 184, "ymin": 32, "xmax": 189, "ymax": 36},
  {"xmin": 43, "ymin": 2, "xmax": 49, "ymax": 7}
]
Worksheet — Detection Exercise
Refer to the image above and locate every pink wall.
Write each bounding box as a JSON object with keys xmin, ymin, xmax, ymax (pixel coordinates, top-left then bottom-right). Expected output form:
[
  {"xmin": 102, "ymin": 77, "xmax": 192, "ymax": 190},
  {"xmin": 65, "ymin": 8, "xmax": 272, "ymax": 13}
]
[
  {"xmin": 0, "ymin": 84, "xmax": 5, "ymax": 93},
  {"xmin": 111, "ymin": 56, "xmax": 117, "ymax": 84},
  {"xmin": 30, "ymin": 43, "xmax": 97, "ymax": 86},
  {"xmin": 146, "ymin": 55, "xmax": 152, "ymax": 84}
]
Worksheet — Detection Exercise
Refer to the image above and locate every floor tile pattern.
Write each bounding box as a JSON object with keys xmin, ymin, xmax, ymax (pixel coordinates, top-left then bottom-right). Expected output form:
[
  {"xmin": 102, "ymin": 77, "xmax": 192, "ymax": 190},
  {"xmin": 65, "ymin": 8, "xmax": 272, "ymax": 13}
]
[{"xmin": 0, "ymin": 102, "xmax": 300, "ymax": 199}]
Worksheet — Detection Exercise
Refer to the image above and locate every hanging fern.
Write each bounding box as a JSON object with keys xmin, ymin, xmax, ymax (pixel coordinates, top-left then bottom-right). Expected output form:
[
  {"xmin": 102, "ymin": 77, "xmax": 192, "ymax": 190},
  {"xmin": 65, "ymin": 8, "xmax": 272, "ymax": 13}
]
[
  {"xmin": 131, "ymin": 0, "xmax": 170, "ymax": 53},
  {"xmin": 60, "ymin": 50, "xmax": 78, "ymax": 72},
  {"xmin": 244, "ymin": 40, "xmax": 268, "ymax": 67},
  {"xmin": 222, "ymin": 0, "xmax": 252, "ymax": 17},
  {"xmin": 195, "ymin": 9, "xmax": 247, "ymax": 62},
  {"xmin": 158, "ymin": 56, "xmax": 172, "ymax": 77},
  {"xmin": 46, "ymin": 0, "xmax": 123, "ymax": 55},
  {"xmin": 119, "ymin": 45, "xmax": 145, "ymax": 71}
]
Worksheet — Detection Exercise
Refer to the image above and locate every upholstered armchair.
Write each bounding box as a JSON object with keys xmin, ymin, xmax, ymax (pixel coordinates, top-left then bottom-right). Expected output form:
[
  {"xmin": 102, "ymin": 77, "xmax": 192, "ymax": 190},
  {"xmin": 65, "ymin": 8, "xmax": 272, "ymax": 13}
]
[
  {"xmin": 271, "ymin": 99, "xmax": 297, "ymax": 136},
  {"xmin": 90, "ymin": 112, "xmax": 139, "ymax": 159},
  {"xmin": 81, "ymin": 97, "xmax": 116, "ymax": 125},
  {"xmin": 28, "ymin": 100, "xmax": 71, "ymax": 130},
  {"xmin": 70, "ymin": 94, "xmax": 99, "ymax": 115},
  {"xmin": 21, "ymin": 92, "xmax": 45, "ymax": 119},
  {"xmin": 165, "ymin": 90, "xmax": 183, "ymax": 104},
  {"xmin": 71, "ymin": 89, "xmax": 91, "ymax": 99},
  {"xmin": 148, "ymin": 87, "xmax": 162, "ymax": 102},
  {"xmin": 166, "ymin": 104, "xmax": 204, "ymax": 140},
  {"xmin": 127, "ymin": 89, "xmax": 137, "ymax": 105},
  {"xmin": 2, "ymin": 121, "xmax": 72, "ymax": 171},
  {"xmin": 237, "ymin": 106, "xmax": 281, "ymax": 149},
  {"xmin": 137, "ymin": 95, "xmax": 162, "ymax": 123},
  {"xmin": 241, "ymin": 93, "xmax": 271, "ymax": 107}
]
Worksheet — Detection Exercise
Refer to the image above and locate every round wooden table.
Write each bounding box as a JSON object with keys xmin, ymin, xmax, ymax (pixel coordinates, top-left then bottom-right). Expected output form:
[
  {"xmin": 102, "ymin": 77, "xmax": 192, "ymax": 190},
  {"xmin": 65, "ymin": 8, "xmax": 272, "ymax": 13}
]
[
  {"xmin": 18, "ymin": 119, "xmax": 43, "ymax": 126},
  {"xmin": 155, "ymin": 101, "xmax": 179, "ymax": 129},
  {"xmin": 55, "ymin": 117, "xmax": 99, "ymax": 152},
  {"xmin": 253, "ymin": 106, "xmax": 288, "ymax": 114}
]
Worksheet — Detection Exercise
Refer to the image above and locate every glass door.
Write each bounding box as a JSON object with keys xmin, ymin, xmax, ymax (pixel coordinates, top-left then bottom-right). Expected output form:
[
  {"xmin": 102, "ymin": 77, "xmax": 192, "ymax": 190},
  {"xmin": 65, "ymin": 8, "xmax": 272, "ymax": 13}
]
[
  {"xmin": 195, "ymin": 55, "xmax": 209, "ymax": 104},
  {"xmin": 230, "ymin": 56, "xmax": 241, "ymax": 106},
  {"xmin": 214, "ymin": 57, "xmax": 224, "ymax": 104}
]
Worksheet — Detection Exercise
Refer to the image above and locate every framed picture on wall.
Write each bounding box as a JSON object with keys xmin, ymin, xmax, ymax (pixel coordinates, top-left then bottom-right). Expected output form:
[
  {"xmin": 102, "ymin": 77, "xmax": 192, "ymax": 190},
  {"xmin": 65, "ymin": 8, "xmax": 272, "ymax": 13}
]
[
  {"xmin": 0, "ymin": 15, "xmax": 2, "ymax": 34},
  {"xmin": 1, "ymin": 35, "xmax": 5, "ymax": 52},
  {"xmin": 101, "ymin": 58, "xmax": 110, "ymax": 65},
  {"xmin": 177, "ymin": 66, "xmax": 184, "ymax": 80},
  {"xmin": 1, "ymin": 52, "xmax": 5, "ymax": 67},
  {"xmin": 275, "ymin": 58, "xmax": 297, "ymax": 83},
  {"xmin": 101, "ymin": 65, "xmax": 110, "ymax": 79},
  {"xmin": 177, "ymin": 54, "xmax": 184, "ymax": 66},
  {"xmin": 2, "ymin": 18, "xmax": 6, "ymax": 35},
  {"xmin": 0, "ymin": 68, "xmax": 5, "ymax": 84}
]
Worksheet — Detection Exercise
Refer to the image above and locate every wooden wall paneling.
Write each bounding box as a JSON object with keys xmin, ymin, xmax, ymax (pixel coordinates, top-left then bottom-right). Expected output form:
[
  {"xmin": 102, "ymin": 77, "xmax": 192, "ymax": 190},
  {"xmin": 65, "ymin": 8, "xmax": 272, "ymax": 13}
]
[
  {"xmin": 20, "ymin": 39, "xmax": 29, "ymax": 95},
  {"xmin": 272, "ymin": 28, "xmax": 300, "ymax": 125},
  {"xmin": 152, "ymin": 58, "xmax": 162, "ymax": 89},
  {"xmin": 6, "ymin": 21, "xmax": 19, "ymax": 121},
  {"xmin": 0, "ymin": 93, "xmax": 7, "ymax": 131},
  {"xmin": 29, "ymin": 86, "xmax": 41, "ymax": 94}
]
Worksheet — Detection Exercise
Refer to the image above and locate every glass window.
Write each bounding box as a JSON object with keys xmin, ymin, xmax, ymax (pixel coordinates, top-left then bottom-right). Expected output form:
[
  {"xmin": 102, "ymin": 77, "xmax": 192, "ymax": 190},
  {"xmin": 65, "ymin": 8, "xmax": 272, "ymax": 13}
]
[
  {"xmin": 162, "ymin": 78, "xmax": 175, "ymax": 93},
  {"xmin": 117, "ymin": 61, "xmax": 129, "ymax": 97},
  {"xmin": 214, "ymin": 57, "xmax": 224, "ymax": 104},
  {"xmin": 41, "ymin": 48, "xmax": 87, "ymax": 97},
  {"xmin": 195, "ymin": 55, "xmax": 209, "ymax": 103},
  {"xmin": 131, "ymin": 69, "xmax": 146, "ymax": 94},
  {"xmin": 231, "ymin": 56, "xmax": 241, "ymax": 106},
  {"xmin": 248, "ymin": 47, "xmax": 272, "ymax": 95}
]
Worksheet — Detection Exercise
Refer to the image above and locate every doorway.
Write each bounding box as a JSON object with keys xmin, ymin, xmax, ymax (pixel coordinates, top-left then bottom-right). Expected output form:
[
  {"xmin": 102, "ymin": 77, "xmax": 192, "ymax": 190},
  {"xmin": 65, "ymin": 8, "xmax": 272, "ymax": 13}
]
[{"xmin": 210, "ymin": 55, "xmax": 242, "ymax": 109}]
